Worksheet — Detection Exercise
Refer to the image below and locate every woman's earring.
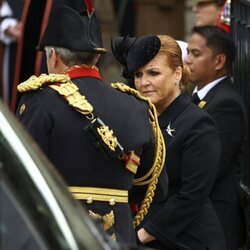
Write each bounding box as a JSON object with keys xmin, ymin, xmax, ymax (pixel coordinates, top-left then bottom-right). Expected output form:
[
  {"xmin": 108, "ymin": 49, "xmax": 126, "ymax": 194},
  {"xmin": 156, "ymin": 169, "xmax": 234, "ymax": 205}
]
[{"xmin": 175, "ymin": 80, "xmax": 180, "ymax": 86}]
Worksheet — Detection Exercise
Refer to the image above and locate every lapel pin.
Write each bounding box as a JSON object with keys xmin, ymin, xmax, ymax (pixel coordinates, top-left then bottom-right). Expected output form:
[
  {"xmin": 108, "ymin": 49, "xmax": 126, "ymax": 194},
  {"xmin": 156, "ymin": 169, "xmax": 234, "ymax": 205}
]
[
  {"xmin": 166, "ymin": 122, "xmax": 175, "ymax": 137},
  {"xmin": 198, "ymin": 101, "xmax": 207, "ymax": 108}
]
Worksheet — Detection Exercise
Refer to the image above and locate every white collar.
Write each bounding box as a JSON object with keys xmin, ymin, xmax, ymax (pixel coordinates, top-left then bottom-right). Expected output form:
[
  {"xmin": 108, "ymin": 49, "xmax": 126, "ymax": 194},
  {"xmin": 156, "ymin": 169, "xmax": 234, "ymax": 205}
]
[{"xmin": 193, "ymin": 76, "xmax": 227, "ymax": 100}]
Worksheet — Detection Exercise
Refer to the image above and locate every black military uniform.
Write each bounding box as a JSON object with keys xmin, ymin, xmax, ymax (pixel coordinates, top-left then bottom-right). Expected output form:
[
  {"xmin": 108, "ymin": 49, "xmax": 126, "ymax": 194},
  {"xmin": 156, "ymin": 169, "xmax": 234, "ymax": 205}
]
[{"xmin": 16, "ymin": 5, "xmax": 168, "ymax": 247}]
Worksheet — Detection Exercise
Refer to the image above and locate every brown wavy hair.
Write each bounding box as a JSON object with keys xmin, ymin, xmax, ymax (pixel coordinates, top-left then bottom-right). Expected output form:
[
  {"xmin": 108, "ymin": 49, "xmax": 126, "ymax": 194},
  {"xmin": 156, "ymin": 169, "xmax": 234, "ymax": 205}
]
[{"xmin": 157, "ymin": 35, "xmax": 191, "ymax": 89}]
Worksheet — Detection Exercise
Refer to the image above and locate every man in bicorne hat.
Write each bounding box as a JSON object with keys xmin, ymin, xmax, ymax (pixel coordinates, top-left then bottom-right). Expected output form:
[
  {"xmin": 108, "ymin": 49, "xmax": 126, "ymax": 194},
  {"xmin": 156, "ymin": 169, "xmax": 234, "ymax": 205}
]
[{"xmin": 15, "ymin": 4, "xmax": 167, "ymax": 247}]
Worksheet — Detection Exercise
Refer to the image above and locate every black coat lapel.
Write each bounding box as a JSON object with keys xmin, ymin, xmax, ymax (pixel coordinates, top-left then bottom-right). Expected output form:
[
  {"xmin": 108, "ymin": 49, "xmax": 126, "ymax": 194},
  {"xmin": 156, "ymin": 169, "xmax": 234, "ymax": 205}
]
[
  {"xmin": 159, "ymin": 93, "xmax": 192, "ymax": 128},
  {"xmin": 201, "ymin": 77, "xmax": 232, "ymax": 109}
]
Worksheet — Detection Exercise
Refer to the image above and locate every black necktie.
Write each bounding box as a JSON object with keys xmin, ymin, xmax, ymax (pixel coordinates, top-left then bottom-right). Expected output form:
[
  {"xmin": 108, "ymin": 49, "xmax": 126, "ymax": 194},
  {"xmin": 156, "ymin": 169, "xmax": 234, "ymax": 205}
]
[{"xmin": 191, "ymin": 93, "xmax": 200, "ymax": 105}]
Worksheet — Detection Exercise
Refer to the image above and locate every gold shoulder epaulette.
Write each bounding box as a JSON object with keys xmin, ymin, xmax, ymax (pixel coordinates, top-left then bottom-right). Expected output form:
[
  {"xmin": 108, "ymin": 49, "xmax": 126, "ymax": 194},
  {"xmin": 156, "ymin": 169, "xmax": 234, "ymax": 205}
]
[{"xmin": 17, "ymin": 73, "xmax": 70, "ymax": 93}]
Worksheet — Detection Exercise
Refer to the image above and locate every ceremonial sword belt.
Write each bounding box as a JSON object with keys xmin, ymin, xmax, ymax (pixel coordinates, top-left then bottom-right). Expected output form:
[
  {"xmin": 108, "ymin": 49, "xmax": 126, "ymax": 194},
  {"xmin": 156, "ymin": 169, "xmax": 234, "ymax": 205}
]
[{"xmin": 69, "ymin": 186, "xmax": 128, "ymax": 206}]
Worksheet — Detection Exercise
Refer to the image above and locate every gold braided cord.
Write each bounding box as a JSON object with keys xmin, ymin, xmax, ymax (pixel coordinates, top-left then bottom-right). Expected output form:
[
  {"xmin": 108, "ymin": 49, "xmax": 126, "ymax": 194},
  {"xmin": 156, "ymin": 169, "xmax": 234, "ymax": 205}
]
[
  {"xmin": 17, "ymin": 74, "xmax": 70, "ymax": 92},
  {"xmin": 111, "ymin": 82, "xmax": 165, "ymax": 183},
  {"xmin": 111, "ymin": 82, "xmax": 158, "ymax": 183},
  {"xmin": 111, "ymin": 82, "xmax": 152, "ymax": 104},
  {"xmin": 133, "ymin": 125, "xmax": 166, "ymax": 227},
  {"xmin": 125, "ymin": 111, "xmax": 158, "ymax": 185},
  {"xmin": 111, "ymin": 82, "xmax": 166, "ymax": 227}
]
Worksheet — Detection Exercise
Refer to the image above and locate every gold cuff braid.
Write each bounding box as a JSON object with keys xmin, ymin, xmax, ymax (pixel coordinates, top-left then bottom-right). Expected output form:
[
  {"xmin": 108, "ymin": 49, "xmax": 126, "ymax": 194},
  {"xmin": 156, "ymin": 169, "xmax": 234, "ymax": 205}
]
[{"xmin": 69, "ymin": 186, "xmax": 128, "ymax": 204}]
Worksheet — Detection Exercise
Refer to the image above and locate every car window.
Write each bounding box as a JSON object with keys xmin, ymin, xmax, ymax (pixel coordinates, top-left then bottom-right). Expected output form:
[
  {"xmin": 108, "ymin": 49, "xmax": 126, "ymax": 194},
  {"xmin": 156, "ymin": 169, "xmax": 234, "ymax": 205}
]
[
  {"xmin": 0, "ymin": 133, "xmax": 74, "ymax": 250},
  {"xmin": 0, "ymin": 175, "xmax": 46, "ymax": 250},
  {"xmin": 0, "ymin": 99, "xmax": 119, "ymax": 250}
]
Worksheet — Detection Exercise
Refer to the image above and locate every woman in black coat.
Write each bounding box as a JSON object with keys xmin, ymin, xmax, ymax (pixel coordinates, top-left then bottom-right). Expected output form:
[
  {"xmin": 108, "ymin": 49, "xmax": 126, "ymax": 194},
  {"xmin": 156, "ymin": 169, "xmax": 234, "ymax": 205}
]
[{"xmin": 112, "ymin": 34, "xmax": 226, "ymax": 250}]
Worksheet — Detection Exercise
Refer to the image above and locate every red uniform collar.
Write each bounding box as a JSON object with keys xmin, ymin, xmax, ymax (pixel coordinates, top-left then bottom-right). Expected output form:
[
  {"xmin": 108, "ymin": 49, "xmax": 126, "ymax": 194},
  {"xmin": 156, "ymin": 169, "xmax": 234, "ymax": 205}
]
[{"xmin": 64, "ymin": 66, "xmax": 102, "ymax": 80}]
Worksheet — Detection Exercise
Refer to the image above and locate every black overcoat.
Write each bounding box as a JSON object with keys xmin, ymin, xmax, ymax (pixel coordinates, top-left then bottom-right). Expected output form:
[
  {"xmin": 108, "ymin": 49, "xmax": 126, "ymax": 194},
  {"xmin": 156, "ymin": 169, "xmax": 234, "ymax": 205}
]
[
  {"xmin": 200, "ymin": 77, "xmax": 247, "ymax": 249},
  {"xmin": 139, "ymin": 93, "xmax": 226, "ymax": 250}
]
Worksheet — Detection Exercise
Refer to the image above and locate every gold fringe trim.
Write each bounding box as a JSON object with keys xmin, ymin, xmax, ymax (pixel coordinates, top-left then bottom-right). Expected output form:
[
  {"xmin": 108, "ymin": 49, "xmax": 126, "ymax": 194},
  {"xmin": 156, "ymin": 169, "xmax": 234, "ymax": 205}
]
[
  {"xmin": 49, "ymin": 83, "xmax": 93, "ymax": 115},
  {"xmin": 17, "ymin": 74, "xmax": 70, "ymax": 92}
]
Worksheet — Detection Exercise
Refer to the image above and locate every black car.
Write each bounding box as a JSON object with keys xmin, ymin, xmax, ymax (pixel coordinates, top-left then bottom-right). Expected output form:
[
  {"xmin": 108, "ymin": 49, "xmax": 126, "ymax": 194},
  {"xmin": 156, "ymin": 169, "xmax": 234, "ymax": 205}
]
[{"xmin": 0, "ymin": 100, "xmax": 137, "ymax": 250}]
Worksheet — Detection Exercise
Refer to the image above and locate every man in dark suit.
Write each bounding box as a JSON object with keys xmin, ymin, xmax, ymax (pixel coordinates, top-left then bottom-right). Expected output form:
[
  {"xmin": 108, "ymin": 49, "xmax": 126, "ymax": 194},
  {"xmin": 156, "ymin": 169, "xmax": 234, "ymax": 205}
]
[
  {"xmin": 186, "ymin": 25, "xmax": 247, "ymax": 250},
  {"xmin": 15, "ymin": 4, "xmax": 167, "ymax": 248}
]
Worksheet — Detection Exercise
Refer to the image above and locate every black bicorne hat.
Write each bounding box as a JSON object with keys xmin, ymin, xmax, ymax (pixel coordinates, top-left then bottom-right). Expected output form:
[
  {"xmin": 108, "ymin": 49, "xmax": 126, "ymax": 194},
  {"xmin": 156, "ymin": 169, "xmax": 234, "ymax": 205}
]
[
  {"xmin": 38, "ymin": 6, "xmax": 107, "ymax": 53},
  {"xmin": 112, "ymin": 34, "xmax": 161, "ymax": 79}
]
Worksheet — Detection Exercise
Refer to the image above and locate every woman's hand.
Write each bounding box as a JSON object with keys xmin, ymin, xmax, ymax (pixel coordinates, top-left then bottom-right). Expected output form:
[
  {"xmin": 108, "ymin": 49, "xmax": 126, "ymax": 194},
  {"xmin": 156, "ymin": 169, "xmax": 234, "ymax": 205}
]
[{"xmin": 137, "ymin": 228, "xmax": 156, "ymax": 244}]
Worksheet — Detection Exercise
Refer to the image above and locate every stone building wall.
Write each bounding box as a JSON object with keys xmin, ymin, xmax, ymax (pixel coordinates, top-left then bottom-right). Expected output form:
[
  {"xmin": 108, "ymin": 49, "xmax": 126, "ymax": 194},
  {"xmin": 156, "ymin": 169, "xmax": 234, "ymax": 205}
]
[{"xmin": 94, "ymin": 0, "xmax": 196, "ymax": 82}]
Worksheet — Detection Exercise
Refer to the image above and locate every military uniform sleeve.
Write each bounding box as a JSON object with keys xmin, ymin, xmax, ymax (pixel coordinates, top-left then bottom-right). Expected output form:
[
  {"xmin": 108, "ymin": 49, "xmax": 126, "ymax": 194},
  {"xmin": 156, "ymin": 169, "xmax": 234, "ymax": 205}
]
[
  {"xmin": 143, "ymin": 115, "xmax": 221, "ymax": 246},
  {"xmin": 16, "ymin": 91, "xmax": 52, "ymax": 155}
]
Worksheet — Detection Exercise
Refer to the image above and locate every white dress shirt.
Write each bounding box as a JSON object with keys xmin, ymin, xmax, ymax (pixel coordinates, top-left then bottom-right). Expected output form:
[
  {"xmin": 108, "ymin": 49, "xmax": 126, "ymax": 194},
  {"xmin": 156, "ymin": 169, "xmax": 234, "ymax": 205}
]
[{"xmin": 192, "ymin": 76, "xmax": 227, "ymax": 100}]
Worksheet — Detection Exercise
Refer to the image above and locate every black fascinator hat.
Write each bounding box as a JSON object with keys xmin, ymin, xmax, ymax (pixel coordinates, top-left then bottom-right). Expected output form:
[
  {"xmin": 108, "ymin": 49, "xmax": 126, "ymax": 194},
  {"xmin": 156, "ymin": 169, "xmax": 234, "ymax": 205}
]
[
  {"xmin": 38, "ymin": 6, "xmax": 107, "ymax": 53},
  {"xmin": 127, "ymin": 35, "xmax": 161, "ymax": 74},
  {"xmin": 112, "ymin": 34, "xmax": 161, "ymax": 79},
  {"xmin": 111, "ymin": 36, "xmax": 136, "ymax": 79}
]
